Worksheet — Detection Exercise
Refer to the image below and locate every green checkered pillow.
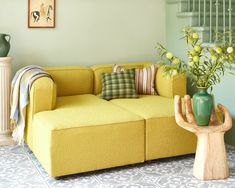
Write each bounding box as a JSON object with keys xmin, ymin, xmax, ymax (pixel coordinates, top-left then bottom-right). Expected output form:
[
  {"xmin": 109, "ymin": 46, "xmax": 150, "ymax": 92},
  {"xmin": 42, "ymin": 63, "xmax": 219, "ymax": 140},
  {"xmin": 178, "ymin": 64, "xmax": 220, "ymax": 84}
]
[{"xmin": 100, "ymin": 69, "xmax": 138, "ymax": 100}]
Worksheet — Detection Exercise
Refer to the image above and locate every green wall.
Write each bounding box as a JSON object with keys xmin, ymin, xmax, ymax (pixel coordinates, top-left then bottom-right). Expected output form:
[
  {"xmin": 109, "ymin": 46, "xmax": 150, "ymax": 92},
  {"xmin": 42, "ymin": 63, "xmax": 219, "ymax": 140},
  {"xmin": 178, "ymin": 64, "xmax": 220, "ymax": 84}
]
[
  {"xmin": 166, "ymin": 2, "xmax": 235, "ymax": 146},
  {"xmin": 0, "ymin": 0, "xmax": 166, "ymax": 74},
  {"xmin": 213, "ymin": 74, "xmax": 235, "ymax": 145}
]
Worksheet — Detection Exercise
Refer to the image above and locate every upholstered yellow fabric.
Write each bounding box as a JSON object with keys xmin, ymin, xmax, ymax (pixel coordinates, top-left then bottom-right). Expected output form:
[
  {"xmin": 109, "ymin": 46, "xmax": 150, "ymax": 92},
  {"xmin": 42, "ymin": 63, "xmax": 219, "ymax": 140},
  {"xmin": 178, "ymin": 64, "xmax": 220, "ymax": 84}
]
[
  {"xmin": 24, "ymin": 63, "xmax": 192, "ymax": 177},
  {"xmin": 112, "ymin": 95, "xmax": 176, "ymax": 119},
  {"xmin": 32, "ymin": 94, "xmax": 145, "ymax": 177},
  {"xmin": 44, "ymin": 66, "xmax": 94, "ymax": 97},
  {"xmin": 25, "ymin": 77, "xmax": 56, "ymax": 149},
  {"xmin": 91, "ymin": 62, "xmax": 152, "ymax": 95},
  {"xmin": 145, "ymin": 117, "xmax": 196, "ymax": 160},
  {"xmin": 111, "ymin": 95, "xmax": 197, "ymax": 160},
  {"xmin": 156, "ymin": 66, "xmax": 186, "ymax": 98}
]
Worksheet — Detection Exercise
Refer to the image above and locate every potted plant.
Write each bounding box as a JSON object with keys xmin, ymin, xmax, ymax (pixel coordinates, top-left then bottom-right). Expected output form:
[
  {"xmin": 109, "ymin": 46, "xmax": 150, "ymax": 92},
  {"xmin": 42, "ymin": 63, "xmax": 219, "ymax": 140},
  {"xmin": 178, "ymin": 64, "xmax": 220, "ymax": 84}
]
[{"xmin": 157, "ymin": 27, "xmax": 235, "ymax": 126}]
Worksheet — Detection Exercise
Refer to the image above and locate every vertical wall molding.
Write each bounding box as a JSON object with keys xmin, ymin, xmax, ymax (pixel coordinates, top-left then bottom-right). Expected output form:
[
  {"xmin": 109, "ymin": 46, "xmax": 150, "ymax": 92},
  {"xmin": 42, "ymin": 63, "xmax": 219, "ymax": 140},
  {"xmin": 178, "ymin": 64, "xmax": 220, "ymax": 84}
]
[{"xmin": 0, "ymin": 57, "xmax": 15, "ymax": 146}]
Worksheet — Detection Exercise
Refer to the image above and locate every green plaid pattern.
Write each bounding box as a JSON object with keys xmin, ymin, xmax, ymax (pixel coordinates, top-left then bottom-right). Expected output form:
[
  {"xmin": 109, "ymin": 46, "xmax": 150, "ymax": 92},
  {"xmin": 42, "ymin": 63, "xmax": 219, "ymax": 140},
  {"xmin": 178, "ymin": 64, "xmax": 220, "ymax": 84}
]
[{"xmin": 100, "ymin": 69, "xmax": 138, "ymax": 100}]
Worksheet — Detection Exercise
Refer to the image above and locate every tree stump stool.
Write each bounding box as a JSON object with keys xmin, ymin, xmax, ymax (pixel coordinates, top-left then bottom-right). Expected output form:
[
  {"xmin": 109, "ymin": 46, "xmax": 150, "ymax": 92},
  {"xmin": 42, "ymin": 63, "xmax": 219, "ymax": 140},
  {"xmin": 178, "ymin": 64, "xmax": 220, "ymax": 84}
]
[{"xmin": 174, "ymin": 95, "xmax": 232, "ymax": 180}]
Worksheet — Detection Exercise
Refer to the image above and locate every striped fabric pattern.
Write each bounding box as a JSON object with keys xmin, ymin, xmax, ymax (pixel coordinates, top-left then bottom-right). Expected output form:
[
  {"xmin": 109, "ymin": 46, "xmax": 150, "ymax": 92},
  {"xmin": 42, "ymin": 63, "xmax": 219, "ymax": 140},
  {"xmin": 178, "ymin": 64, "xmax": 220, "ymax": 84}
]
[
  {"xmin": 100, "ymin": 69, "xmax": 138, "ymax": 100},
  {"xmin": 113, "ymin": 64, "xmax": 157, "ymax": 95}
]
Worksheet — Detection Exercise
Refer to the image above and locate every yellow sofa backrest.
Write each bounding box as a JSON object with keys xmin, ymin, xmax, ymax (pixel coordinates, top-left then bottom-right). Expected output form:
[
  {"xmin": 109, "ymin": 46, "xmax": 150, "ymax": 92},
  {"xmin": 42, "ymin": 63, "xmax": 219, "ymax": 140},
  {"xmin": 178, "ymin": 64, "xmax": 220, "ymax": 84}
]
[
  {"xmin": 91, "ymin": 62, "xmax": 152, "ymax": 95},
  {"xmin": 44, "ymin": 66, "xmax": 94, "ymax": 97},
  {"xmin": 156, "ymin": 66, "xmax": 186, "ymax": 98},
  {"xmin": 42, "ymin": 62, "xmax": 186, "ymax": 98}
]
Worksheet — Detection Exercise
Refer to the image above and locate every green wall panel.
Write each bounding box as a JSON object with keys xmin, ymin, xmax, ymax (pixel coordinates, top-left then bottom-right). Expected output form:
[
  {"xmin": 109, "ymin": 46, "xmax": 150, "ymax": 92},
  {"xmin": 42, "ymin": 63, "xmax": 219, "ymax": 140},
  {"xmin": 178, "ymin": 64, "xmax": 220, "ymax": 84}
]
[{"xmin": 0, "ymin": 0, "xmax": 166, "ymax": 74}]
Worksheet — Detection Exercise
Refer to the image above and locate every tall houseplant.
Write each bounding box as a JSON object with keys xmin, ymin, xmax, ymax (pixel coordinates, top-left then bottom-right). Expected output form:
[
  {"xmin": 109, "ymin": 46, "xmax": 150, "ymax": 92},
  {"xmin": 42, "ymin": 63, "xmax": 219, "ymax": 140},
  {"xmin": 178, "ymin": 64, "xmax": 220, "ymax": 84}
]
[{"xmin": 157, "ymin": 28, "xmax": 235, "ymax": 126}]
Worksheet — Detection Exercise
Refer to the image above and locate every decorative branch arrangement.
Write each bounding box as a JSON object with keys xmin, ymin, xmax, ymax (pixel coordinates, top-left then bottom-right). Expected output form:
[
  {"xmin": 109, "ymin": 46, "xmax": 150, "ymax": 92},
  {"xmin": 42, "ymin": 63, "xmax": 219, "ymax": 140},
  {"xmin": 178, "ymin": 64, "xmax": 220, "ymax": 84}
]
[{"xmin": 156, "ymin": 28, "xmax": 235, "ymax": 90}]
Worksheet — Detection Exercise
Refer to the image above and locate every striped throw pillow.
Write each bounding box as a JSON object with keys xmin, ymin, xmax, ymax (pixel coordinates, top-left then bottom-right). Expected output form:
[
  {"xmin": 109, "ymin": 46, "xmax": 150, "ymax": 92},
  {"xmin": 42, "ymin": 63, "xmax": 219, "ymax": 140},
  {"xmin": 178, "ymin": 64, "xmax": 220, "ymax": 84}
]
[
  {"xmin": 100, "ymin": 69, "xmax": 138, "ymax": 100},
  {"xmin": 113, "ymin": 64, "xmax": 157, "ymax": 95}
]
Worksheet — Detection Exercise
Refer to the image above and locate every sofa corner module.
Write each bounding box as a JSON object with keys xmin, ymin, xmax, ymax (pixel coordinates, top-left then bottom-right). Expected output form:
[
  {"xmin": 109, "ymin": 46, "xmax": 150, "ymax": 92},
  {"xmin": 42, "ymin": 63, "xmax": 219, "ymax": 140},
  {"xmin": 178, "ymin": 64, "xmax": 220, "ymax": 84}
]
[
  {"xmin": 32, "ymin": 117, "xmax": 145, "ymax": 177},
  {"xmin": 156, "ymin": 67, "xmax": 187, "ymax": 98},
  {"xmin": 145, "ymin": 116, "xmax": 197, "ymax": 161},
  {"xmin": 171, "ymin": 73, "xmax": 187, "ymax": 97}
]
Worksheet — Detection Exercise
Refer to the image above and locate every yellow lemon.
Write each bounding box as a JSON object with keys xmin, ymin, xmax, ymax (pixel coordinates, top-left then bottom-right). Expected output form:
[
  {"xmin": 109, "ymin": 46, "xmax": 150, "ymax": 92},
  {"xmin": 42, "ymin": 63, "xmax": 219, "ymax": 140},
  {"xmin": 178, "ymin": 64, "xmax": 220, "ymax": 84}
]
[
  {"xmin": 187, "ymin": 37, "xmax": 193, "ymax": 44},
  {"xmin": 215, "ymin": 47, "xmax": 222, "ymax": 54},
  {"xmin": 172, "ymin": 58, "xmax": 180, "ymax": 65},
  {"xmin": 166, "ymin": 52, "xmax": 173, "ymax": 59},
  {"xmin": 227, "ymin": 47, "xmax": 234, "ymax": 54},
  {"xmin": 190, "ymin": 50, "xmax": 197, "ymax": 56},
  {"xmin": 193, "ymin": 56, "xmax": 200, "ymax": 62},
  {"xmin": 194, "ymin": 45, "xmax": 202, "ymax": 52},
  {"xmin": 192, "ymin": 33, "xmax": 199, "ymax": 39}
]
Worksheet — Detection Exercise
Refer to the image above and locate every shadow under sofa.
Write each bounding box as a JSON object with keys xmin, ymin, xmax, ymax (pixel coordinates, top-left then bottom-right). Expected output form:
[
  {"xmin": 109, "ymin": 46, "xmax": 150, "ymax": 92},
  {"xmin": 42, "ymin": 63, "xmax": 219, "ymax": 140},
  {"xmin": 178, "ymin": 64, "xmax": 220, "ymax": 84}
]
[{"xmin": 24, "ymin": 62, "xmax": 197, "ymax": 177}]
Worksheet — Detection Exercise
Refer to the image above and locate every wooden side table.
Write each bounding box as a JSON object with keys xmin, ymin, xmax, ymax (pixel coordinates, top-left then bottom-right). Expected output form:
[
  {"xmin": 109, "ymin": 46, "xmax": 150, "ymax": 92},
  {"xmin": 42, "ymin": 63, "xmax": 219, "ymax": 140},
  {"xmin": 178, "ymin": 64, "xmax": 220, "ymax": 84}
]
[
  {"xmin": 174, "ymin": 95, "xmax": 232, "ymax": 180},
  {"xmin": 0, "ymin": 57, "xmax": 15, "ymax": 146}
]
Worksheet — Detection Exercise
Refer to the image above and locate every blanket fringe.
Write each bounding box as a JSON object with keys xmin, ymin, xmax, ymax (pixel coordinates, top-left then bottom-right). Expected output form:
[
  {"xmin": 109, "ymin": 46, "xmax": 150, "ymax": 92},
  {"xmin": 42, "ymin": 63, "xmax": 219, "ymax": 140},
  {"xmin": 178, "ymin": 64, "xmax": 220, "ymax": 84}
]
[{"xmin": 12, "ymin": 126, "xmax": 24, "ymax": 145}]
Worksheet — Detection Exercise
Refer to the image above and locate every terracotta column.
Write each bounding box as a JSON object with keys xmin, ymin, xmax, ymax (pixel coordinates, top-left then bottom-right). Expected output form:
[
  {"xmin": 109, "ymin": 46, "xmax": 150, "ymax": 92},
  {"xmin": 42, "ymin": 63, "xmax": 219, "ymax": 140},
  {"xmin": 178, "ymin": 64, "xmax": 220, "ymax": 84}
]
[{"xmin": 0, "ymin": 57, "xmax": 15, "ymax": 146}]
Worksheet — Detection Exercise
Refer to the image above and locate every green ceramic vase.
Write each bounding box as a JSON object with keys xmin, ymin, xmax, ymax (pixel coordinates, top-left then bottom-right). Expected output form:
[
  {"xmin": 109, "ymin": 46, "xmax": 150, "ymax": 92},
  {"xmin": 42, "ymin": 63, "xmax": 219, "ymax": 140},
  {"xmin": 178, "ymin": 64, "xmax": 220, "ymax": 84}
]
[
  {"xmin": 192, "ymin": 87, "xmax": 213, "ymax": 126},
  {"xmin": 0, "ymin": 33, "xmax": 11, "ymax": 57}
]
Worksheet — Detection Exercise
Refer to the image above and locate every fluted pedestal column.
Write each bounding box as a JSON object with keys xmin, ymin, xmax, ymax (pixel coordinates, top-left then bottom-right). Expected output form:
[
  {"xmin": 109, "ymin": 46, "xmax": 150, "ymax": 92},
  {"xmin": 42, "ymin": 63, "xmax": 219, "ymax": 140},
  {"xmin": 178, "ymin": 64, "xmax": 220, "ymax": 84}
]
[{"xmin": 0, "ymin": 57, "xmax": 15, "ymax": 146}]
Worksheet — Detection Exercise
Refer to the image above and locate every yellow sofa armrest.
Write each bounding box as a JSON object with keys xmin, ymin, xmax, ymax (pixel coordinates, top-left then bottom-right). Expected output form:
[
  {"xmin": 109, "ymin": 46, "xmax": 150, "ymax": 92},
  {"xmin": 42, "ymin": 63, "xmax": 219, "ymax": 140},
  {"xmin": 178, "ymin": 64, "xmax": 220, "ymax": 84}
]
[
  {"xmin": 25, "ymin": 77, "xmax": 56, "ymax": 148},
  {"xmin": 156, "ymin": 67, "xmax": 186, "ymax": 98},
  {"xmin": 29, "ymin": 76, "xmax": 57, "ymax": 114}
]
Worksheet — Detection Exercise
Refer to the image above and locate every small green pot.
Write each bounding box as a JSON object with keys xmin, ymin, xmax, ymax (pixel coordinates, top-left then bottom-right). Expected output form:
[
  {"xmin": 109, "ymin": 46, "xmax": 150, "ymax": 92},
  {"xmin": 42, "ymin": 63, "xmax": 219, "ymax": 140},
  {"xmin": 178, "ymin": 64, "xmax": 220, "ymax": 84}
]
[
  {"xmin": 0, "ymin": 33, "xmax": 11, "ymax": 57},
  {"xmin": 192, "ymin": 87, "xmax": 213, "ymax": 126}
]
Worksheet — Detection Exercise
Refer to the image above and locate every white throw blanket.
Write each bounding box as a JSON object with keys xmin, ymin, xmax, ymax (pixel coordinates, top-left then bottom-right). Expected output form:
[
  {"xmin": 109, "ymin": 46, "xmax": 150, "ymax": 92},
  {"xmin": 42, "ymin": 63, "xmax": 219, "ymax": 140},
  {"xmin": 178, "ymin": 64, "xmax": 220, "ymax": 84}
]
[{"xmin": 10, "ymin": 65, "xmax": 52, "ymax": 145}]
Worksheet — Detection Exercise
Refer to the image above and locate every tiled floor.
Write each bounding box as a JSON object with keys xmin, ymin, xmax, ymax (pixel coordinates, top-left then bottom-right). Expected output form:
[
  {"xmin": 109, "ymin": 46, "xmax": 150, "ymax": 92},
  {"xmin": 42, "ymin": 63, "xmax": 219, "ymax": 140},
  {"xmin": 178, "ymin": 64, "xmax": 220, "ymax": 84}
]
[{"xmin": 0, "ymin": 145, "xmax": 235, "ymax": 188}]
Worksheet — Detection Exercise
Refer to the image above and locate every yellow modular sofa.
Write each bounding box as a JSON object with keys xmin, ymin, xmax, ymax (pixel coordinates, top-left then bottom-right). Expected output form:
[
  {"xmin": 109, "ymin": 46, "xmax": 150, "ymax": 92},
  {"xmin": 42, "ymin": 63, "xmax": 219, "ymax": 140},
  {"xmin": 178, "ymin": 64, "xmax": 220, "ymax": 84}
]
[{"xmin": 24, "ymin": 62, "xmax": 196, "ymax": 177}]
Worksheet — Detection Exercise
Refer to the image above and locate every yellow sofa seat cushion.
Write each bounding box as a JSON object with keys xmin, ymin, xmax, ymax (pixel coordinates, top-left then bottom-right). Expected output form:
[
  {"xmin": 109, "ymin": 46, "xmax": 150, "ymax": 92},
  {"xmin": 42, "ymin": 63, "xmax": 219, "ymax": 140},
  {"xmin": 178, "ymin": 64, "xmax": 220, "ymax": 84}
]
[
  {"xmin": 35, "ymin": 94, "xmax": 143, "ymax": 130},
  {"xmin": 91, "ymin": 62, "xmax": 152, "ymax": 95},
  {"xmin": 32, "ymin": 94, "xmax": 145, "ymax": 176},
  {"xmin": 44, "ymin": 66, "xmax": 94, "ymax": 97},
  {"xmin": 111, "ymin": 95, "xmax": 197, "ymax": 160},
  {"xmin": 112, "ymin": 95, "xmax": 176, "ymax": 119}
]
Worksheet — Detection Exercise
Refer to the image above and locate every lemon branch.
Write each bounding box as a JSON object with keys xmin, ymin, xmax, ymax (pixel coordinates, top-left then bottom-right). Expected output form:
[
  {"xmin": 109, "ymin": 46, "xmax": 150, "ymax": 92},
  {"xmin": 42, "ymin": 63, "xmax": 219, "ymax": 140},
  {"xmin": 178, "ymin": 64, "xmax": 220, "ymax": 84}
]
[{"xmin": 156, "ymin": 27, "xmax": 235, "ymax": 90}]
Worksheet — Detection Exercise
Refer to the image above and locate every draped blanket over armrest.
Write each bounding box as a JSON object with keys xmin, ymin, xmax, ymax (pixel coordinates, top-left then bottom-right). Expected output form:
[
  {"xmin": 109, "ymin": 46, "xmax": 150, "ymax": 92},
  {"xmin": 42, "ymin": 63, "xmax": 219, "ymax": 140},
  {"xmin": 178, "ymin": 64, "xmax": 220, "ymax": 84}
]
[{"xmin": 10, "ymin": 65, "xmax": 52, "ymax": 145}]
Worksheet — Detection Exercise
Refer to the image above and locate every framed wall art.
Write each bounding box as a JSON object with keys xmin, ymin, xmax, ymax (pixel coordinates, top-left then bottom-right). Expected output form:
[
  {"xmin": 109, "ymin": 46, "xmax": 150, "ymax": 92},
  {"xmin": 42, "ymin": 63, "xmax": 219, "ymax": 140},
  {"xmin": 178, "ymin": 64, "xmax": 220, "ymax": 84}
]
[{"xmin": 28, "ymin": 0, "xmax": 56, "ymax": 28}]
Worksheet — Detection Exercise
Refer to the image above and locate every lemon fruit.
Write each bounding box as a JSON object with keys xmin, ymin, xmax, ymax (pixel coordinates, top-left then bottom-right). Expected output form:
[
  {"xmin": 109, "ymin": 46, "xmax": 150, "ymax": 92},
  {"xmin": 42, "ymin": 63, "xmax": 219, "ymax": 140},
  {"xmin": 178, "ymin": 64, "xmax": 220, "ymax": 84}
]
[
  {"xmin": 194, "ymin": 45, "xmax": 202, "ymax": 52},
  {"xmin": 166, "ymin": 52, "xmax": 173, "ymax": 59},
  {"xmin": 227, "ymin": 47, "xmax": 234, "ymax": 54},
  {"xmin": 172, "ymin": 58, "xmax": 180, "ymax": 65},
  {"xmin": 193, "ymin": 56, "xmax": 200, "ymax": 62},
  {"xmin": 215, "ymin": 47, "xmax": 223, "ymax": 54},
  {"xmin": 192, "ymin": 33, "xmax": 199, "ymax": 39}
]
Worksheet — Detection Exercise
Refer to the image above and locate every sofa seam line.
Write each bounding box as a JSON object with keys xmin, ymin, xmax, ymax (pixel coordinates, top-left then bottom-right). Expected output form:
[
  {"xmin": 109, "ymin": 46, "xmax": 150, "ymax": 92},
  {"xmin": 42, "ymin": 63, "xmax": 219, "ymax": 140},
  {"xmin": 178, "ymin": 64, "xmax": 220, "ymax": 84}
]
[{"xmin": 49, "ymin": 119, "xmax": 145, "ymax": 132}]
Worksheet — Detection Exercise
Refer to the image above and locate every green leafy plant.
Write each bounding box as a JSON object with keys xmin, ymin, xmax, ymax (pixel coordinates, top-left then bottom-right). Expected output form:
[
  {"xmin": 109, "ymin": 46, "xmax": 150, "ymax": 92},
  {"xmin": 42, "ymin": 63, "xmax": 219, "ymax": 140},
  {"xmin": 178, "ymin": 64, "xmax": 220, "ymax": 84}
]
[{"xmin": 157, "ymin": 27, "xmax": 235, "ymax": 90}]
